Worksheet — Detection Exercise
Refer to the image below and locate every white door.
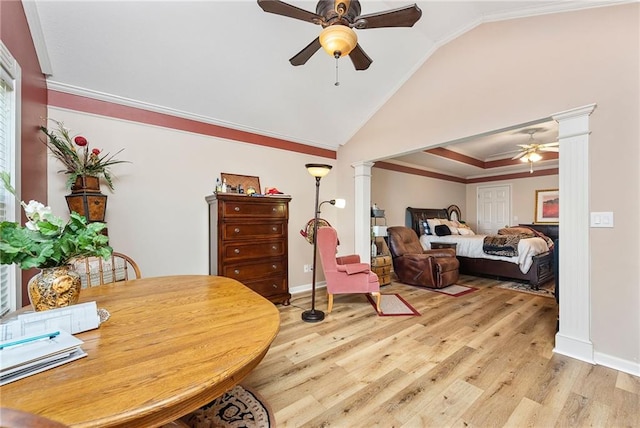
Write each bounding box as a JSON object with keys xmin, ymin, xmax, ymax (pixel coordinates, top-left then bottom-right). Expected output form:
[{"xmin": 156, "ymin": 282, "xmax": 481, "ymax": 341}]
[{"xmin": 477, "ymin": 185, "xmax": 511, "ymax": 234}]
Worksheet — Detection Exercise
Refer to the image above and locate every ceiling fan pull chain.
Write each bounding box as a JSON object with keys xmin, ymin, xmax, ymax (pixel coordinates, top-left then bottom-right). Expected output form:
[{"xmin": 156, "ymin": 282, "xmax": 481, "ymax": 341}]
[{"xmin": 335, "ymin": 56, "xmax": 340, "ymax": 86}]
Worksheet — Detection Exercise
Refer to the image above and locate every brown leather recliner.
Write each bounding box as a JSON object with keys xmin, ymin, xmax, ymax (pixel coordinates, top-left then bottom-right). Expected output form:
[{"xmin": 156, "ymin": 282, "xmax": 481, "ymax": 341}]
[{"xmin": 387, "ymin": 226, "xmax": 459, "ymax": 289}]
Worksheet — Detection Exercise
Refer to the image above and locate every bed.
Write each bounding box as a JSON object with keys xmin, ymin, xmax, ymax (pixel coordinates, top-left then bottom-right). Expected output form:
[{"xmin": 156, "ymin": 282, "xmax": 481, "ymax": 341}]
[{"xmin": 406, "ymin": 207, "xmax": 555, "ymax": 289}]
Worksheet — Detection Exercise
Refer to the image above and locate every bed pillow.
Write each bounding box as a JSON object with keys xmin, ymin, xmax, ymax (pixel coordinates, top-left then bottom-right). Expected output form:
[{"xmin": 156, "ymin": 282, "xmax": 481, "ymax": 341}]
[
  {"xmin": 418, "ymin": 220, "xmax": 430, "ymax": 236},
  {"xmin": 458, "ymin": 228, "xmax": 475, "ymax": 236},
  {"xmin": 426, "ymin": 219, "xmax": 441, "ymax": 235},
  {"xmin": 434, "ymin": 224, "xmax": 452, "ymax": 236},
  {"xmin": 448, "ymin": 225, "xmax": 460, "ymax": 235}
]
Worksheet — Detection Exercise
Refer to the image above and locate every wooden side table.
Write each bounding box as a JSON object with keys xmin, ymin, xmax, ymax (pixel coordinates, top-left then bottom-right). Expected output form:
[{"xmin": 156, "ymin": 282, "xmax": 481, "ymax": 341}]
[
  {"xmin": 371, "ymin": 255, "xmax": 392, "ymax": 286},
  {"xmin": 430, "ymin": 242, "xmax": 458, "ymax": 253}
]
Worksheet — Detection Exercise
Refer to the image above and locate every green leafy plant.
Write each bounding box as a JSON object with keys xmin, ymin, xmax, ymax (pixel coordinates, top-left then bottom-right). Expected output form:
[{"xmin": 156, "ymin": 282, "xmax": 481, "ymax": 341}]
[
  {"xmin": 0, "ymin": 172, "xmax": 112, "ymax": 269},
  {"xmin": 40, "ymin": 119, "xmax": 128, "ymax": 190}
]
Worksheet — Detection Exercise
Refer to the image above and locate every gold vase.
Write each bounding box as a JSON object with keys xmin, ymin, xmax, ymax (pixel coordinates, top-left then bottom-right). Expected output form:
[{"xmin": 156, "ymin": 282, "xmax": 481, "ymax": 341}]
[{"xmin": 28, "ymin": 265, "xmax": 82, "ymax": 312}]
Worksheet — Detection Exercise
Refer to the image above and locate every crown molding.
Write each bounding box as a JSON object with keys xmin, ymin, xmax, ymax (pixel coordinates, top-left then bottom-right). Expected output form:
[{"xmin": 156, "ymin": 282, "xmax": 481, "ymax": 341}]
[
  {"xmin": 45, "ymin": 80, "xmax": 340, "ymax": 152},
  {"xmin": 21, "ymin": 0, "xmax": 53, "ymax": 75}
]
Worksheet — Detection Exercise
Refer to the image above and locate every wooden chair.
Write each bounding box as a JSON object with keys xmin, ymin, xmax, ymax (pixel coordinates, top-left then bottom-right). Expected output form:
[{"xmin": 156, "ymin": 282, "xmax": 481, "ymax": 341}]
[{"xmin": 70, "ymin": 252, "xmax": 141, "ymax": 287}]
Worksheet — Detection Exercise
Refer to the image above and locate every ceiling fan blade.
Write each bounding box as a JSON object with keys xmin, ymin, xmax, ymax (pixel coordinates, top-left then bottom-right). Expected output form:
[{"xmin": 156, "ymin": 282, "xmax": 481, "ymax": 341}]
[
  {"xmin": 354, "ymin": 4, "xmax": 422, "ymax": 29},
  {"xmin": 512, "ymin": 152, "xmax": 527, "ymax": 160},
  {"xmin": 539, "ymin": 147, "xmax": 559, "ymax": 152},
  {"xmin": 257, "ymin": 0, "xmax": 324, "ymax": 25},
  {"xmin": 541, "ymin": 141, "xmax": 560, "ymax": 147},
  {"xmin": 289, "ymin": 37, "xmax": 321, "ymax": 66},
  {"xmin": 348, "ymin": 44, "xmax": 372, "ymax": 70}
]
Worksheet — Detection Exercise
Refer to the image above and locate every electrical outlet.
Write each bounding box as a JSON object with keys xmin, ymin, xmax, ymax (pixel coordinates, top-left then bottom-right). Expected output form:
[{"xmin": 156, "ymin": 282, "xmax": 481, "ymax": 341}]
[{"xmin": 303, "ymin": 264, "xmax": 312, "ymax": 273}]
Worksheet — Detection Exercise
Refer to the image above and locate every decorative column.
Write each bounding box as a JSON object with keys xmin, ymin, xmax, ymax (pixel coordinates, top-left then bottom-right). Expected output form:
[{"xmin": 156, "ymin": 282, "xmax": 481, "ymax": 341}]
[
  {"xmin": 552, "ymin": 103, "xmax": 596, "ymax": 363},
  {"xmin": 351, "ymin": 161, "xmax": 374, "ymax": 264}
]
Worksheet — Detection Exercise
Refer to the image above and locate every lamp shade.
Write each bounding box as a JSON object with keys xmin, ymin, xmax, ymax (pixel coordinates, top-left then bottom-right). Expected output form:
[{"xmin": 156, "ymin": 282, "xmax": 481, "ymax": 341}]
[
  {"xmin": 334, "ymin": 198, "xmax": 346, "ymax": 209},
  {"xmin": 305, "ymin": 163, "xmax": 332, "ymax": 178},
  {"xmin": 319, "ymin": 25, "xmax": 357, "ymax": 58},
  {"xmin": 521, "ymin": 152, "xmax": 543, "ymax": 163}
]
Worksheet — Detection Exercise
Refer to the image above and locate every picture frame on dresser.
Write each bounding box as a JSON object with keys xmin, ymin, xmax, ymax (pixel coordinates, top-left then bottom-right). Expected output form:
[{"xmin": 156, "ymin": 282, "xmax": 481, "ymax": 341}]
[{"xmin": 534, "ymin": 188, "xmax": 559, "ymax": 224}]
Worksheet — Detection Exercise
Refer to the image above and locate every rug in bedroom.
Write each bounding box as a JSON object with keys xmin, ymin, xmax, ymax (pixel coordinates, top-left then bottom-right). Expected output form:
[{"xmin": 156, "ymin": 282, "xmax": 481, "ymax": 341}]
[
  {"xmin": 367, "ymin": 293, "xmax": 420, "ymax": 316},
  {"xmin": 496, "ymin": 279, "xmax": 556, "ymax": 298},
  {"xmin": 431, "ymin": 284, "xmax": 477, "ymax": 297},
  {"xmin": 178, "ymin": 384, "xmax": 275, "ymax": 428}
]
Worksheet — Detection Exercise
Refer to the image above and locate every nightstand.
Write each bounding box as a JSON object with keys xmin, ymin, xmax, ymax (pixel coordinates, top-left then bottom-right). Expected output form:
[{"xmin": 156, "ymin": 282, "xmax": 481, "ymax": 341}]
[
  {"xmin": 371, "ymin": 255, "xmax": 392, "ymax": 286},
  {"xmin": 430, "ymin": 242, "xmax": 457, "ymax": 253}
]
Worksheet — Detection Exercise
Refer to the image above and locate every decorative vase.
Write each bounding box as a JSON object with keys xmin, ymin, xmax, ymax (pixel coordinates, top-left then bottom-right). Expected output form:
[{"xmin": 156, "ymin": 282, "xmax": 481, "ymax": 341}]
[
  {"xmin": 65, "ymin": 175, "xmax": 108, "ymax": 223},
  {"xmin": 28, "ymin": 265, "xmax": 82, "ymax": 312}
]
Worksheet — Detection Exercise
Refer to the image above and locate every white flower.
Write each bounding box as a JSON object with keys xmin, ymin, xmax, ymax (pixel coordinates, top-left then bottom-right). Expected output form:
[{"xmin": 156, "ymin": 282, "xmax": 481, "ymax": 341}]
[{"xmin": 21, "ymin": 200, "xmax": 53, "ymax": 226}]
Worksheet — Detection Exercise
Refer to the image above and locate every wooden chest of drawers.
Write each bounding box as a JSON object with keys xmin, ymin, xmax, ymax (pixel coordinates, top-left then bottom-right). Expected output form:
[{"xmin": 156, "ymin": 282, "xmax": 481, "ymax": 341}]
[
  {"xmin": 371, "ymin": 255, "xmax": 392, "ymax": 286},
  {"xmin": 206, "ymin": 193, "xmax": 291, "ymax": 305}
]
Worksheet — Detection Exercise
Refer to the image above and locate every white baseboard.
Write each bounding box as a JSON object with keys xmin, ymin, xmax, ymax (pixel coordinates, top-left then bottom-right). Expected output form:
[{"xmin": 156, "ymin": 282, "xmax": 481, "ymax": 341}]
[
  {"xmin": 554, "ymin": 333, "xmax": 595, "ymax": 364},
  {"xmin": 289, "ymin": 281, "xmax": 326, "ymax": 296},
  {"xmin": 594, "ymin": 351, "xmax": 640, "ymax": 377},
  {"xmin": 554, "ymin": 333, "xmax": 640, "ymax": 377}
]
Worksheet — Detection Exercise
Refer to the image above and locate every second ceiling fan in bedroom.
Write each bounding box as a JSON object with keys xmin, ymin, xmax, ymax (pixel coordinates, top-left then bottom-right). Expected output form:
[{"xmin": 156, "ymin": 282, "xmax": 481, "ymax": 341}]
[
  {"xmin": 512, "ymin": 130, "xmax": 560, "ymax": 173},
  {"xmin": 257, "ymin": 0, "xmax": 422, "ymax": 72}
]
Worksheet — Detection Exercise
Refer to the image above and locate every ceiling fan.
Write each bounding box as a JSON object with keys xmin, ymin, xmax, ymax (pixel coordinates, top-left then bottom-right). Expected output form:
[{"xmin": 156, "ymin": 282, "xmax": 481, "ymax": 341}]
[
  {"xmin": 257, "ymin": 0, "xmax": 422, "ymax": 71},
  {"xmin": 512, "ymin": 130, "xmax": 559, "ymax": 172}
]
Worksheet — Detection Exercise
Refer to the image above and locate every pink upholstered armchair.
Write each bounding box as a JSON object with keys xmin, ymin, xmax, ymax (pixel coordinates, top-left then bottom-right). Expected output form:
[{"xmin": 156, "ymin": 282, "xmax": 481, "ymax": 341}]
[{"xmin": 317, "ymin": 227, "xmax": 380, "ymax": 313}]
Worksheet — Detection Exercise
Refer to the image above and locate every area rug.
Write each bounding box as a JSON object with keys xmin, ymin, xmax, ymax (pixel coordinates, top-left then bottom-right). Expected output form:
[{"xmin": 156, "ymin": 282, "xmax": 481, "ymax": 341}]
[
  {"xmin": 431, "ymin": 284, "xmax": 477, "ymax": 297},
  {"xmin": 496, "ymin": 280, "xmax": 556, "ymax": 298},
  {"xmin": 367, "ymin": 293, "xmax": 420, "ymax": 316},
  {"xmin": 180, "ymin": 384, "xmax": 275, "ymax": 428}
]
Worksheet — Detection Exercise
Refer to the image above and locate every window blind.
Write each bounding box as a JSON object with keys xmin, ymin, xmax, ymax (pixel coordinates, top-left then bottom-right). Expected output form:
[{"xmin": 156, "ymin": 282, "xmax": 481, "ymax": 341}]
[{"xmin": 0, "ymin": 42, "xmax": 19, "ymax": 316}]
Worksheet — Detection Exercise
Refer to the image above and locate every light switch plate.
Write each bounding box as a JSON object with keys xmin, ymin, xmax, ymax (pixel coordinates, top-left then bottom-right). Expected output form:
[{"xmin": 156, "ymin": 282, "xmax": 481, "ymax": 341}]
[{"xmin": 590, "ymin": 211, "xmax": 614, "ymax": 228}]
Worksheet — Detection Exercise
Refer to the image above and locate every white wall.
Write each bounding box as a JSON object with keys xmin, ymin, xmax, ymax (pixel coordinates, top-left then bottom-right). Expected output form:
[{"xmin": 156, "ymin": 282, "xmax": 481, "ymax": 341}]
[
  {"xmin": 46, "ymin": 108, "xmax": 338, "ymax": 290},
  {"xmin": 371, "ymin": 167, "xmax": 466, "ymax": 228},
  {"xmin": 371, "ymin": 168, "xmax": 558, "ymax": 233},
  {"xmin": 465, "ymin": 174, "xmax": 559, "ymax": 228}
]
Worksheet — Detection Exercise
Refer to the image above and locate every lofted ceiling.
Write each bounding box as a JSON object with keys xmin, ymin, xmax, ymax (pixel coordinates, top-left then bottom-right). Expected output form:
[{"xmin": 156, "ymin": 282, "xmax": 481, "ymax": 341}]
[{"xmin": 26, "ymin": 1, "xmax": 619, "ymax": 177}]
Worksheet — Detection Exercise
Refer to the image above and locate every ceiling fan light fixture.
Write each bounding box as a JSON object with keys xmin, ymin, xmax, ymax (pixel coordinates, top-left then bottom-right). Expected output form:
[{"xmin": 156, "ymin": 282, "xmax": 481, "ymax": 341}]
[
  {"xmin": 319, "ymin": 25, "xmax": 357, "ymax": 58},
  {"xmin": 522, "ymin": 152, "xmax": 543, "ymax": 163}
]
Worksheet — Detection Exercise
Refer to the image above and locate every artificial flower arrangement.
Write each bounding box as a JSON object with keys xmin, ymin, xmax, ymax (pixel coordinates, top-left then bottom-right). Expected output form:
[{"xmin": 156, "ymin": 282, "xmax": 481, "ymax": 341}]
[
  {"xmin": 0, "ymin": 172, "xmax": 112, "ymax": 270},
  {"xmin": 40, "ymin": 119, "xmax": 128, "ymax": 191}
]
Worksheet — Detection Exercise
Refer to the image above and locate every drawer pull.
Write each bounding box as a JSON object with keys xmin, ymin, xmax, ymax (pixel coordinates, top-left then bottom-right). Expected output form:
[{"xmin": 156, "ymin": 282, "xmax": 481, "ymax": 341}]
[
  {"xmin": 234, "ymin": 228, "xmax": 240, "ymax": 233},
  {"xmin": 272, "ymin": 226, "xmax": 277, "ymax": 232},
  {"xmin": 272, "ymin": 284, "xmax": 277, "ymax": 289},
  {"xmin": 272, "ymin": 207, "xmax": 277, "ymax": 212},
  {"xmin": 272, "ymin": 245, "xmax": 277, "ymax": 250},
  {"xmin": 234, "ymin": 269, "xmax": 240, "ymax": 275},
  {"xmin": 234, "ymin": 206, "xmax": 240, "ymax": 212},
  {"xmin": 272, "ymin": 265, "xmax": 277, "ymax": 270},
  {"xmin": 234, "ymin": 248, "xmax": 240, "ymax": 254}
]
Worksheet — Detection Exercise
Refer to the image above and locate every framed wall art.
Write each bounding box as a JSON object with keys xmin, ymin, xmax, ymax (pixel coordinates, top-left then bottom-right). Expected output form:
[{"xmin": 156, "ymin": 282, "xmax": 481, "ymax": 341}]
[{"xmin": 534, "ymin": 189, "xmax": 559, "ymax": 223}]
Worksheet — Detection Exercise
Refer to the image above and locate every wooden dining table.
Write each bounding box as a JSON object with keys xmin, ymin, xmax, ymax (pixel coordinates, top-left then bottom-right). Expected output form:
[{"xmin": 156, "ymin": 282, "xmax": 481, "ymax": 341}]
[{"xmin": 0, "ymin": 275, "xmax": 281, "ymax": 427}]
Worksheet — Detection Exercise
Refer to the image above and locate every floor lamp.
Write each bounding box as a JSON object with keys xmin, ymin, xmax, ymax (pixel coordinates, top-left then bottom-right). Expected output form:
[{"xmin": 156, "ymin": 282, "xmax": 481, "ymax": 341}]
[{"xmin": 302, "ymin": 163, "xmax": 332, "ymax": 323}]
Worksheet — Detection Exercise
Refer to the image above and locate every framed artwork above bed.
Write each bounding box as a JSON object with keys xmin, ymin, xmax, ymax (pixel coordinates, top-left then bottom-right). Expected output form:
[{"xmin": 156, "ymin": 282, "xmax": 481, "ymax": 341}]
[{"xmin": 535, "ymin": 189, "xmax": 559, "ymax": 224}]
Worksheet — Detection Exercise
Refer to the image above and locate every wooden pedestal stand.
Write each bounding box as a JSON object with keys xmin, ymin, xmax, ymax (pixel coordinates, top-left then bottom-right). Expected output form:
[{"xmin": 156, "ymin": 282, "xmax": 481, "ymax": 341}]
[{"xmin": 65, "ymin": 176, "xmax": 108, "ymax": 225}]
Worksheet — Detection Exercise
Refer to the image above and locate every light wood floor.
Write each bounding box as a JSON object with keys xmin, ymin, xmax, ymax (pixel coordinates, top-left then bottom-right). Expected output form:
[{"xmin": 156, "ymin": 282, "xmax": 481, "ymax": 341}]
[{"xmin": 243, "ymin": 275, "xmax": 640, "ymax": 427}]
